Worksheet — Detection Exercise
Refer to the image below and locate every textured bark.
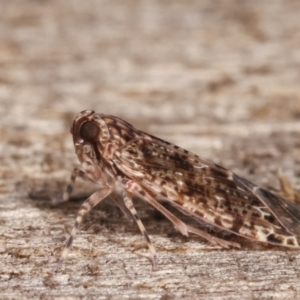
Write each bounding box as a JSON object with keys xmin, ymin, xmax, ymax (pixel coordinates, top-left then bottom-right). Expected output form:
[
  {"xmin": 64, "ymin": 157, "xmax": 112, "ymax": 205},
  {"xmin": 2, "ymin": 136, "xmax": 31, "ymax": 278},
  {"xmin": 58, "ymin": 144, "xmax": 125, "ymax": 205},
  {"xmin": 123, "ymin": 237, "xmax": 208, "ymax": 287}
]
[{"xmin": 0, "ymin": 0, "xmax": 300, "ymax": 299}]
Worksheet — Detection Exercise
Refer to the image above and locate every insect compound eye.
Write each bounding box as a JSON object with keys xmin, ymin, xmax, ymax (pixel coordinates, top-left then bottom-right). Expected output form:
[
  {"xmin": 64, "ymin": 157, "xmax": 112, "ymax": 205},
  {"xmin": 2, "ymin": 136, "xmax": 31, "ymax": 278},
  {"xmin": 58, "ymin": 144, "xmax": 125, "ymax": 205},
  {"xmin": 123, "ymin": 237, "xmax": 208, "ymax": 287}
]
[{"xmin": 80, "ymin": 121, "xmax": 100, "ymax": 141}]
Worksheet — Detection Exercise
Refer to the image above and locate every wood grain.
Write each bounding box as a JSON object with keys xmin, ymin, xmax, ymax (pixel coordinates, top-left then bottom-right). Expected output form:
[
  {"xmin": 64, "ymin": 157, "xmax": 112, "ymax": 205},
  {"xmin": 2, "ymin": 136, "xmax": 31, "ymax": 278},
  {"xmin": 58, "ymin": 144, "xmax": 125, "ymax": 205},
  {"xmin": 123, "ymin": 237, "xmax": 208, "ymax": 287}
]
[{"xmin": 0, "ymin": 0, "xmax": 300, "ymax": 299}]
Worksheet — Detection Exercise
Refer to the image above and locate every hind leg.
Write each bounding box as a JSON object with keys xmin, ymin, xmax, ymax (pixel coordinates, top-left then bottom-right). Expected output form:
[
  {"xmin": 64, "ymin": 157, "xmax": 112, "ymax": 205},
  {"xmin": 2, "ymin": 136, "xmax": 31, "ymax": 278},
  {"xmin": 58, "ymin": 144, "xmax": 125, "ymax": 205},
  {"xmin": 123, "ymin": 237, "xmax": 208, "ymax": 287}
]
[
  {"xmin": 125, "ymin": 180, "xmax": 240, "ymax": 248},
  {"xmin": 122, "ymin": 188, "xmax": 158, "ymax": 270}
]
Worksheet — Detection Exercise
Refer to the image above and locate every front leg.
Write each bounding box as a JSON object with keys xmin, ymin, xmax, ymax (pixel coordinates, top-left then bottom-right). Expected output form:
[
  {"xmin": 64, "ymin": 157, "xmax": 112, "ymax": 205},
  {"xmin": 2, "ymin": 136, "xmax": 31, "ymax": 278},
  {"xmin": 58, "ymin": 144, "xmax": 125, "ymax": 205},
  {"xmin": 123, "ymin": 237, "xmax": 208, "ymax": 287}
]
[
  {"xmin": 52, "ymin": 186, "xmax": 113, "ymax": 272},
  {"xmin": 51, "ymin": 167, "xmax": 93, "ymax": 206}
]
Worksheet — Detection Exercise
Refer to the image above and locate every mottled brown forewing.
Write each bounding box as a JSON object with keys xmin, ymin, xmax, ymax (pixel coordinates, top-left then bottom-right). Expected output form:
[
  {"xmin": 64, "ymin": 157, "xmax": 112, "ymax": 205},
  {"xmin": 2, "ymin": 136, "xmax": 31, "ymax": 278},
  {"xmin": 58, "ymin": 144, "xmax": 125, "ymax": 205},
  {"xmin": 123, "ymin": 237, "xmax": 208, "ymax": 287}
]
[{"xmin": 113, "ymin": 137, "xmax": 300, "ymax": 247}]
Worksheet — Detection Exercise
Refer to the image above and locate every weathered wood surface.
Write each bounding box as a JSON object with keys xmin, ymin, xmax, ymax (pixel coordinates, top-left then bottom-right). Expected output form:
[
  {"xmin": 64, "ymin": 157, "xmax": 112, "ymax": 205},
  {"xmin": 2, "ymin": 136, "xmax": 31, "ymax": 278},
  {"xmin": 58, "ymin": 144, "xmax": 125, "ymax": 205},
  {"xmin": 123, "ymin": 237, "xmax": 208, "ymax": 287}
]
[{"xmin": 1, "ymin": 0, "xmax": 300, "ymax": 299}]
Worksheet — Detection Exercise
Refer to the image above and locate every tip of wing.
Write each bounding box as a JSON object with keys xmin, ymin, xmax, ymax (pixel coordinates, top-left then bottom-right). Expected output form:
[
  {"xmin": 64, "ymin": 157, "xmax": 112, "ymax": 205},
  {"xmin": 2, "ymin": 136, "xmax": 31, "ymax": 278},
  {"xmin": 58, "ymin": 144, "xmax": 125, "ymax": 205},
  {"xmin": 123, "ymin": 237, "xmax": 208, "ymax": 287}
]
[{"xmin": 233, "ymin": 174, "xmax": 300, "ymax": 236}]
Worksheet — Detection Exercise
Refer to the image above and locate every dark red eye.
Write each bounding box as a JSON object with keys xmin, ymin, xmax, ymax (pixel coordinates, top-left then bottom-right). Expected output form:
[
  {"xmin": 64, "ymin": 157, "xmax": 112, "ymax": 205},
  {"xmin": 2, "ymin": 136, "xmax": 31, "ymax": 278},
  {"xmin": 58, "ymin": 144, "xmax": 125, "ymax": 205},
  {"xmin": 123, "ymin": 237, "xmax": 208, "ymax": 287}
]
[{"xmin": 80, "ymin": 121, "xmax": 99, "ymax": 140}]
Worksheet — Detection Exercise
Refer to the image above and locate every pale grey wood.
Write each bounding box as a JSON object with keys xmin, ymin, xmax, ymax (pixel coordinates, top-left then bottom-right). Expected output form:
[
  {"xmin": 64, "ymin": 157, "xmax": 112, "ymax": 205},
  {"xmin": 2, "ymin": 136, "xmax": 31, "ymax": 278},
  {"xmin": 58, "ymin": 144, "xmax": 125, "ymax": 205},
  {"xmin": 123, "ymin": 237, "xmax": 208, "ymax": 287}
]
[{"xmin": 0, "ymin": 0, "xmax": 300, "ymax": 299}]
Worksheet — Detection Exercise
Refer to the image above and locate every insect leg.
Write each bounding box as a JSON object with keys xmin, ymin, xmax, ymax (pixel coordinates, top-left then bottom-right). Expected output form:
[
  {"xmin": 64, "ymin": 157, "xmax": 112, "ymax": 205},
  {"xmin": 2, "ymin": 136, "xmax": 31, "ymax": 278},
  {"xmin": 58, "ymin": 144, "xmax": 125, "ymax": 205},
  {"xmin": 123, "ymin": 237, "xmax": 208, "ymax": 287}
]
[
  {"xmin": 125, "ymin": 180, "xmax": 240, "ymax": 248},
  {"xmin": 110, "ymin": 191, "xmax": 134, "ymax": 222},
  {"xmin": 53, "ymin": 186, "xmax": 112, "ymax": 272},
  {"xmin": 185, "ymin": 225, "xmax": 240, "ymax": 248},
  {"xmin": 51, "ymin": 168, "xmax": 92, "ymax": 206},
  {"xmin": 61, "ymin": 167, "xmax": 91, "ymax": 202},
  {"xmin": 123, "ymin": 189, "xmax": 158, "ymax": 270}
]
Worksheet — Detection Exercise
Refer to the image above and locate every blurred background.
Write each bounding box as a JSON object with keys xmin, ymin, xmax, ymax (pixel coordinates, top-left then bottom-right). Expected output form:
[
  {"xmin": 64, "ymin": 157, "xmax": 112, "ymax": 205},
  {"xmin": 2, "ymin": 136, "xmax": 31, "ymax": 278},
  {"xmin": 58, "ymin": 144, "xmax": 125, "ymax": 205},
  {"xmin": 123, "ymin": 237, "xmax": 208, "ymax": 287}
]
[{"xmin": 1, "ymin": 0, "xmax": 300, "ymax": 299}]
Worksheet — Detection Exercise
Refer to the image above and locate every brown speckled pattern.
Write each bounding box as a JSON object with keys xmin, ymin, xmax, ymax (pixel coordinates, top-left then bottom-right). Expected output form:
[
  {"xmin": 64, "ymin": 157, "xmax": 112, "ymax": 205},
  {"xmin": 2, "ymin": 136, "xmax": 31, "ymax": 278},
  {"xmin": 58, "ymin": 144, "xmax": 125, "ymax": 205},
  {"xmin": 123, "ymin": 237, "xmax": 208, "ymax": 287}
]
[{"xmin": 55, "ymin": 110, "xmax": 300, "ymax": 270}]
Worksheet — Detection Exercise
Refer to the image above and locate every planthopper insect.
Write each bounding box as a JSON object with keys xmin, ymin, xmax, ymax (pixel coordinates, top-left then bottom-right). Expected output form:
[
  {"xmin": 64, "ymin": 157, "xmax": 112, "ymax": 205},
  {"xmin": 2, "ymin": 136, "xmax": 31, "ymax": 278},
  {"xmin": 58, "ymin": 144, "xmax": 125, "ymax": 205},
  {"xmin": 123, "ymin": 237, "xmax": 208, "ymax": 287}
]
[{"xmin": 54, "ymin": 109, "xmax": 300, "ymax": 270}]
